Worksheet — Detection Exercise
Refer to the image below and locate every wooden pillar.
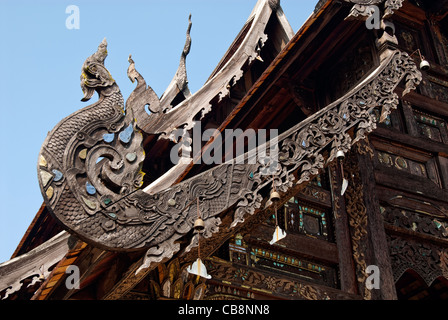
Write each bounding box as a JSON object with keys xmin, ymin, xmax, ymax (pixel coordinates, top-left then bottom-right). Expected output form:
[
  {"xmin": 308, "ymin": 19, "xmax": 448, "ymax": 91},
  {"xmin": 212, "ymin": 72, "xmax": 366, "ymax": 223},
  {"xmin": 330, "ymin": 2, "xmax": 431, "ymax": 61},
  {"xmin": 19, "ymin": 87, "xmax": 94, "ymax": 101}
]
[
  {"xmin": 328, "ymin": 163, "xmax": 358, "ymax": 295},
  {"xmin": 355, "ymin": 141, "xmax": 397, "ymax": 300}
]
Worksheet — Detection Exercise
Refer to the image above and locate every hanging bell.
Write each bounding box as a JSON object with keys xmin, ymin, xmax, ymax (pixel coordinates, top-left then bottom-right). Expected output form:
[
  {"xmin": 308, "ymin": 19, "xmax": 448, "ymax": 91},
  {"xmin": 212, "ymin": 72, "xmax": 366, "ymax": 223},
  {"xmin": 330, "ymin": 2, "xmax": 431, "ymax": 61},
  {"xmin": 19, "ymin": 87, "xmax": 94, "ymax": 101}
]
[
  {"xmin": 336, "ymin": 150, "xmax": 345, "ymax": 159},
  {"xmin": 194, "ymin": 217, "xmax": 205, "ymax": 232},
  {"xmin": 270, "ymin": 190, "xmax": 280, "ymax": 202},
  {"xmin": 420, "ymin": 59, "xmax": 430, "ymax": 71}
]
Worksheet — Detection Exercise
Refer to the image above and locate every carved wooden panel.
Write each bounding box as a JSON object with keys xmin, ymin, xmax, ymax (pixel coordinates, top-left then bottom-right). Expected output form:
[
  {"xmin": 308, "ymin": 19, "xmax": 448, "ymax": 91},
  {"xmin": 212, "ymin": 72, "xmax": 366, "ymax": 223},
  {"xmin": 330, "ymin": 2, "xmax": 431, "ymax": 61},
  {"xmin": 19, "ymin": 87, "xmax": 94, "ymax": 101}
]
[
  {"xmin": 413, "ymin": 108, "xmax": 448, "ymax": 144},
  {"xmin": 435, "ymin": 23, "xmax": 448, "ymax": 67},
  {"xmin": 394, "ymin": 20, "xmax": 425, "ymax": 54},
  {"xmin": 204, "ymin": 258, "xmax": 357, "ymax": 300},
  {"xmin": 342, "ymin": 150, "xmax": 371, "ymax": 300},
  {"xmin": 372, "ymin": 138, "xmax": 442, "ymax": 188},
  {"xmin": 226, "ymin": 233, "xmax": 338, "ymax": 288},
  {"xmin": 270, "ymin": 199, "xmax": 333, "ymax": 242},
  {"xmin": 387, "ymin": 235, "xmax": 448, "ymax": 286},
  {"xmin": 382, "ymin": 204, "xmax": 448, "ymax": 240},
  {"xmin": 422, "ymin": 76, "xmax": 448, "ymax": 104},
  {"xmin": 377, "ymin": 150, "xmax": 429, "ymax": 178},
  {"xmin": 249, "ymin": 246, "xmax": 338, "ymax": 288}
]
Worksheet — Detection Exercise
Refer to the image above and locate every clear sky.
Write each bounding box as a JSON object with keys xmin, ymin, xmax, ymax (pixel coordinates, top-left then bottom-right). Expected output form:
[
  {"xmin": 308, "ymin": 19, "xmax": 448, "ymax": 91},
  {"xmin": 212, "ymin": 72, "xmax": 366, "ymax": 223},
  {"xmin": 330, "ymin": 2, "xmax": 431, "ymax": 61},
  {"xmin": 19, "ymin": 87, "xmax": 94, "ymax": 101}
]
[{"xmin": 0, "ymin": 0, "xmax": 317, "ymax": 263}]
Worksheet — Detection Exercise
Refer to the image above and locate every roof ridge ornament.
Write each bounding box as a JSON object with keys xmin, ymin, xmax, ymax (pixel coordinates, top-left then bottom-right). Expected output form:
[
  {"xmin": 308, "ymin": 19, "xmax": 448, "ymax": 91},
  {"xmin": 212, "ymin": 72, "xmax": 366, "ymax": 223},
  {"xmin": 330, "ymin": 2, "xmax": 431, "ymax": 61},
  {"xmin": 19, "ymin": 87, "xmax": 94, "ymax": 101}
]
[
  {"xmin": 126, "ymin": 54, "xmax": 161, "ymax": 130},
  {"xmin": 125, "ymin": 14, "xmax": 193, "ymax": 128},
  {"xmin": 80, "ymin": 38, "xmax": 120, "ymax": 102},
  {"xmin": 159, "ymin": 14, "xmax": 193, "ymax": 111},
  {"xmin": 129, "ymin": 1, "xmax": 290, "ymax": 143},
  {"xmin": 344, "ymin": 0, "xmax": 404, "ymax": 21},
  {"xmin": 268, "ymin": 0, "xmax": 280, "ymax": 11}
]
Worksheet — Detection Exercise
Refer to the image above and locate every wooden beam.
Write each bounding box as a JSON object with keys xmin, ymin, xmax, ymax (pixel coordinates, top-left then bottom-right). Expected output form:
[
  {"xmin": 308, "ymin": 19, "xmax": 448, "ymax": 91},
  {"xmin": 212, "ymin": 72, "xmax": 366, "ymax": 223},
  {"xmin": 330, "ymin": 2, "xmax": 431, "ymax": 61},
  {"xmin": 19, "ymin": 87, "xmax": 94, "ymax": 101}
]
[
  {"xmin": 0, "ymin": 231, "xmax": 71, "ymax": 300},
  {"xmin": 247, "ymin": 224, "xmax": 339, "ymax": 265},
  {"xmin": 101, "ymin": 256, "xmax": 154, "ymax": 300},
  {"xmin": 31, "ymin": 237, "xmax": 87, "ymax": 300},
  {"xmin": 206, "ymin": 257, "xmax": 362, "ymax": 300},
  {"xmin": 374, "ymin": 169, "xmax": 448, "ymax": 202}
]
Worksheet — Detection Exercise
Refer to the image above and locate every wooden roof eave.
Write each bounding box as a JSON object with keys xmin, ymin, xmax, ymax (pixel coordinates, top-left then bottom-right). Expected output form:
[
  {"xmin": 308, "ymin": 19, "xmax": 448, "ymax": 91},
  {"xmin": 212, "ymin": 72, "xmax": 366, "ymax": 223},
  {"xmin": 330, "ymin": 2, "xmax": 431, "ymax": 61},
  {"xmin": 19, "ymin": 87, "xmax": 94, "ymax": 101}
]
[
  {"xmin": 100, "ymin": 45, "xmax": 422, "ymax": 300},
  {"xmin": 142, "ymin": 0, "xmax": 295, "ymax": 194},
  {"xmin": 206, "ymin": 1, "xmax": 295, "ymax": 81},
  {"xmin": 10, "ymin": 1, "xmax": 423, "ymax": 301},
  {"xmin": 0, "ymin": 231, "xmax": 71, "ymax": 299},
  {"xmin": 137, "ymin": 0, "xmax": 291, "ymax": 139},
  {"xmin": 132, "ymin": 46, "xmax": 422, "ymax": 276},
  {"xmin": 150, "ymin": 0, "xmax": 338, "ymax": 192},
  {"xmin": 10, "ymin": 203, "xmax": 64, "ymax": 260},
  {"xmin": 175, "ymin": 47, "xmax": 422, "ymax": 263},
  {"xmin": 10, "ymin": 203, "xmax": 47, "ymax": 259}
]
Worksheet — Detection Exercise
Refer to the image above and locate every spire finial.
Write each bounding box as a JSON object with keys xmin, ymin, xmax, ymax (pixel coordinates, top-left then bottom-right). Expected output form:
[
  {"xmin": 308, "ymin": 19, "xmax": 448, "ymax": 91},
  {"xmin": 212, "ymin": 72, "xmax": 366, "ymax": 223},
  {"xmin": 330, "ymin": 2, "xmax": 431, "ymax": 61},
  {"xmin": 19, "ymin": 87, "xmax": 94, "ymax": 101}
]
[
  {"xmin": 159, "ymin": 14, "xmax": 193, "ymax": 110},
  {"xmin": 268, "ymin": 0, "xmax": 280, "ymax": 11}
]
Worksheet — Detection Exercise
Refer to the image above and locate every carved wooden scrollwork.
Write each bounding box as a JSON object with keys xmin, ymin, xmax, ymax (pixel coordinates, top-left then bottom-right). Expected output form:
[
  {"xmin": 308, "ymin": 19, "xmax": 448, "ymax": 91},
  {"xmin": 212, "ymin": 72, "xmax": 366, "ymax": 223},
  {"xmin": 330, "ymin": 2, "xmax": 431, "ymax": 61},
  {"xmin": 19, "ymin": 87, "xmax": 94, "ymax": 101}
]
[
  {"xmin": 388, "ymin": 235, "xmax": 448, "ymax": 286},
  {"xmin": 382, "ymin": 204, "xmax": 448, "ymax": 240},
  {"xmin": 204, "ymin": 258, "xmax": 359, "ymax": 300},
  {"xmin": 37, "ymin": 32, "xmax": 421, "ymax": 274},
  {"xmin": 342, "ymin": 150, "xmax": 371, "ymax": 299},
  {"xmin": 344, "ymin": 0, "xmax": 405, "ymax": 20}
]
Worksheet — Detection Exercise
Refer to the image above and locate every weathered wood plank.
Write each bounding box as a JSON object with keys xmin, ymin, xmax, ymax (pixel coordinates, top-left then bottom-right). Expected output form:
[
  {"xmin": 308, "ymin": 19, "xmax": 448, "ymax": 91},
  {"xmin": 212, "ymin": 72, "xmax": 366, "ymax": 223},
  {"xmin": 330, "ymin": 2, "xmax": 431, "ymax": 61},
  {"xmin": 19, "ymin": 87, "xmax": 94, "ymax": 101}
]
[
  {"xmin": 374, "ymin": 168, "xmax": 448, "ymax": 201},
  {"xmin": 0, "ymin": 231, "xmax": 71, "ymax": 300}
]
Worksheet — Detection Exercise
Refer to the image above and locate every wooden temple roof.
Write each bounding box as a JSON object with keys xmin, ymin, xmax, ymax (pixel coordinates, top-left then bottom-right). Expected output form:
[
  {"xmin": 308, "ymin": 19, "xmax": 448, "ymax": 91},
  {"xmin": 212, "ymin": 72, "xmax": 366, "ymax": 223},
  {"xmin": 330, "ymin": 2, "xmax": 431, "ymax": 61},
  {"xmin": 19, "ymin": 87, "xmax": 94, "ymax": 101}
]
[{"xmin": 2, "ymin": 0, "xmax": 447, "ymax": 300}]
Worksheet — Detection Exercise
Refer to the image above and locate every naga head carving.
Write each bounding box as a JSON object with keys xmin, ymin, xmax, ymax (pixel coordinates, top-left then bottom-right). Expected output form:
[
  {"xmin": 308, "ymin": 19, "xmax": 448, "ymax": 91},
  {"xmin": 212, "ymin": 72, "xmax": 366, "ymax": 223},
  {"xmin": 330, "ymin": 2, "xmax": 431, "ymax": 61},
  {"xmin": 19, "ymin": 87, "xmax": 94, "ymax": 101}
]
[{"xmin": 80, "ymin": 38, "xmax": 116, "ymax": 102}]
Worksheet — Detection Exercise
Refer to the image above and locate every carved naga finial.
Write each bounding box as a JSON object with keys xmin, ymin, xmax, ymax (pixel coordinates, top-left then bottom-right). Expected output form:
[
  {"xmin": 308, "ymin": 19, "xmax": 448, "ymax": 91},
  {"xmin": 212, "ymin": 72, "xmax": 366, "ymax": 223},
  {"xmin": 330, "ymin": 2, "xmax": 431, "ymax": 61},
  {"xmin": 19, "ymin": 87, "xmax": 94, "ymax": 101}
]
[
  {"xmin": 343, "ymin": 0, "xmax": 404, "ymax": 20},
  {"xmin": 80, "ymin": 38, "xmax": 119, "ymax": 102},
  {"xmin": 38, "ymin": 39, "xmax": 147, "ymax": 251}
]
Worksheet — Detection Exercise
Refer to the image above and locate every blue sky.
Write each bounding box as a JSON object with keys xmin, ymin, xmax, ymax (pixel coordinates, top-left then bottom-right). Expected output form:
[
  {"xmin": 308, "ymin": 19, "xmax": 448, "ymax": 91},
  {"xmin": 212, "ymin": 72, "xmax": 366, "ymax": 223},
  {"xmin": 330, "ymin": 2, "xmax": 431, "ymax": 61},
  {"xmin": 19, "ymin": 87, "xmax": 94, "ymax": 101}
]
[{"xmin": 0, "ymin": 0, "xmax": 317, "ymax": 263}]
